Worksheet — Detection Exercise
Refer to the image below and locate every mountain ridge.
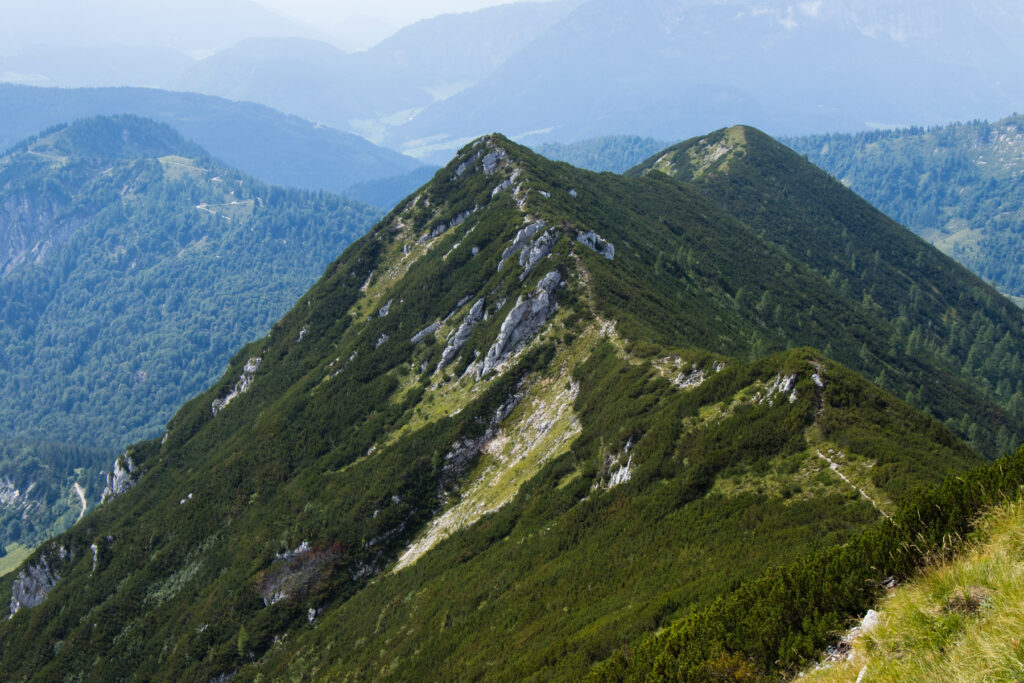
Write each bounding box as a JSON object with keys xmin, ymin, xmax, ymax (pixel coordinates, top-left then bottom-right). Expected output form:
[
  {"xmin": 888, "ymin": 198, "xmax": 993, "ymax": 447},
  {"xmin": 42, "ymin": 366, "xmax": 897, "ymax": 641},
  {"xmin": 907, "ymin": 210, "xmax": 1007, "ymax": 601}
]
[{"xmin": 0, "ymin": 127, "xmax": 1021, "ymax": 680}]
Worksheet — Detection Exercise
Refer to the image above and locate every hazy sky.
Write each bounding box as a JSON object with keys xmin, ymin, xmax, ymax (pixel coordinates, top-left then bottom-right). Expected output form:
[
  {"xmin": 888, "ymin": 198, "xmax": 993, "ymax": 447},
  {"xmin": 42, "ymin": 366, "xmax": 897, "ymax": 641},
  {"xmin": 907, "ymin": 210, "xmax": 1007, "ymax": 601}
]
[{"xmin": 254, "ymin": 0, "xmax": 562, "ymax": 49}]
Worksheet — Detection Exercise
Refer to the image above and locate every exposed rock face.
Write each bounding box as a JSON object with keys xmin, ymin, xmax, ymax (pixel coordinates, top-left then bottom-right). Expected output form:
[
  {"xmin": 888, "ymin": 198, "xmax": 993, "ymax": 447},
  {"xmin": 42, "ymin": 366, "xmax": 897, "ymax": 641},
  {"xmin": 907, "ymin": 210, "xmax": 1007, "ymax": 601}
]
[
  {"xmin": 498, "ymin": 219, "xmax": 548, "ymax": 272},
  {"xmin": 481, "ymin": 148, "xmax": 508, "ymax": 175},
  {"xmin": 754, "ymin": 374, "xmax": 798, "ymax": 406},
  {"xmin": 377, "ymin": 299, "xmax": 393, "ymax": 318},
  {"xmin": 422, "ymin": 208, "xmax": 475, "ymax": 242},
  {"xmin": 576, "ymin": 230, "xmax": 615, "ymax": 260},
  {"xmin": 411, "ymin": 322, "xmax": 440, "ymax": 344},
  {"xmin": 518, "ymin": 230, "xmax": 556, "ymax": 281},
  {"xmin": 491, "ymin": 169, "xmax": 521, "ymax": 197},
  {"xmin": 100, "ymin": 453, "xmax": 137, "ymax": 503},
  {"xmin": 437, "ymin": 299, "xmax": 485, "ymax": 372},
  {"xmin": 480, "ymin": 270, "xmax": 563, "ymax": 376},
  {"xmin": 9, "ymin": 547, "xmax": 70, "ymax": 617},
  {"xmin": 0, "ymin": 477, "xmax": 22, "ymax": 508},
  {"xmin": 257, "ymin": 542, "xmax": 339, "ymax": 607},
  {"xmin": 211, "ymin": 356, "xmax": 262, "ymax": 416},
  {"xmin": 452, "ymin": 151, "xmax": 482, "ymax": 180},
  {"xmin": 597, "ymin": 437, "xmax": 635, "ymax": 490}
]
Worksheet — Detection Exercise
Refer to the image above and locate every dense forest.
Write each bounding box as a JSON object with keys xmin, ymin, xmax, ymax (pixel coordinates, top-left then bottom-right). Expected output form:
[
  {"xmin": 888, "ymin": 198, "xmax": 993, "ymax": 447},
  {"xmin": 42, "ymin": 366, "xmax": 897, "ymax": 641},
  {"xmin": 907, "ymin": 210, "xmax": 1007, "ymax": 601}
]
[
  {"xmin": 786, "ymin": 115, "xmax": 1024, "ymax": 300},
  {"xmin": 535, "ymin": 135, "xmax": 671, "ymax": 173},
  {"xmin": 0, "ymin": 115, "xmax": 379, "ymax": 549}
]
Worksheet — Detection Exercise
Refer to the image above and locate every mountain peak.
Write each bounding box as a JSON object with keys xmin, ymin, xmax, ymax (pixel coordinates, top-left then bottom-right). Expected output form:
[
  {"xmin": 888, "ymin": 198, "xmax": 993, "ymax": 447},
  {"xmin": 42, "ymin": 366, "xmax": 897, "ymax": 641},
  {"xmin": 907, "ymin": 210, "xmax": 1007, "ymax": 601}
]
[
  {"xmin": 635, "ymin": 124, "xmax": 755, "ymax": 181},
  {"xmin": 9, "ymin": 114, "xmax": 206, "ymax": 163}
]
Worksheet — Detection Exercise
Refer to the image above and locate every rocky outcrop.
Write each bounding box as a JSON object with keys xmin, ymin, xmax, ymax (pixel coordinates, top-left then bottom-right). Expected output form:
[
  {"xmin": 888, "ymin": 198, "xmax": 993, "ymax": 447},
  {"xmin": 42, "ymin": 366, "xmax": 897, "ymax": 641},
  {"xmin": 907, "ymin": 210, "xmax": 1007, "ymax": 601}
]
[
  {"xmin": 436, "ymin": 299, "xmax": 485, "ymax": 372},
  {"xmin": 411, "ymin": 322, "xmax": 440, "ymax": 344},
  {"xmin": 211, "ymin": 356, "xmax": 262, "ymax": 416},
  {"xmin": 377, "ymin": 299, "xmax": 393, "ymax": 318},
  {"xmin": 491, "ymin": 169, "xmax": 521, "ymax": 197},
  {"xmin": 481, "ymin": 148, "xmax": 508, "ymax": 175},
  {"xmin": 257, "ymin": 542, "xmax": 340, "ymax": 607},
  {"xmin": 498, "ymin": 219, "xmax": 548, "ymax": 272},
  {"xmin": 100, "ymin": 453, "xmax": 138, "ymax": 503},
  {"xmin": 452, "ymin": 151, "xmax": 482, "ymax": 180},
  {"xmin": 576, "ymin": 230, "xmax": 615, "ymax": 260},
  {"xmin": 9, "ymin": 546, "xmax": 70, "ymax": 617},
  {"xmin": 422, "ymin": 208, "xmax": 475, "ymax": 243},
  {"xmin": 518, "ymin": 230, "xmax": 556, "ymax": 281},
  {"xmin": 0, "ymin": 477, "xmax": 22, "ymax": 508},
  {"xmin": 480, "ymin": 270, "xmax": 563, "ymax": 376}
]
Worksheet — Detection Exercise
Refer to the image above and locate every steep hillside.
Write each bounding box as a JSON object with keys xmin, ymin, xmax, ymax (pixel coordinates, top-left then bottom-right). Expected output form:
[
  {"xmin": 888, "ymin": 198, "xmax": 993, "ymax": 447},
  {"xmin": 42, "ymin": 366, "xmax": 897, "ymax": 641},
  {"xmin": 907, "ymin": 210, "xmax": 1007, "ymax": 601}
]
[
  {"xmin": 0, "ymin": 115, "xmax": 378, "ymax": 550},
  {"xmin": 1, "ymin": 130, "xmax": 1019, "ymax": 680},
  {"xmin": 0, "ymin": 84, "xmax": 423, "ymax": 194},
  {"xmin": 786, "ymin": 115, "xmax": 1024, "ymax": 301},
  {"xmin": 628, "ymin": 125, "xmax": 1024, "ymax": 456},
  {"xmin": 590, "ymin": 446, "xmax": 1024, "ymax": 681},
  {"xmin": 799, "ymin": 492, "xmax": 1024, "ymax": 682}
]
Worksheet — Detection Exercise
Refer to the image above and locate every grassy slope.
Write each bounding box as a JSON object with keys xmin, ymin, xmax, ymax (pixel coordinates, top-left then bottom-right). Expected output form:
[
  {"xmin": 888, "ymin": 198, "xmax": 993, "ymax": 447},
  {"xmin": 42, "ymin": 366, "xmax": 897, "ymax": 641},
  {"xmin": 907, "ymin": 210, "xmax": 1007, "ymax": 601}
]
[{"xmin": 801, "ymin": 496, "xmax": 1024, "ymax": 682}]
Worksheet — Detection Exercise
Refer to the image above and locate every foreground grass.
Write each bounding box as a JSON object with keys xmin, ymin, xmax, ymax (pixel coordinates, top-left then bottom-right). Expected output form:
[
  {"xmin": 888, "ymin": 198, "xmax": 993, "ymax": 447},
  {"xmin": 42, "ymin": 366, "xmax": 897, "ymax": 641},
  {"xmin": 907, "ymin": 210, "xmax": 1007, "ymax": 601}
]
[{"xmin": 800, "ymin": 497, "xmax": 1024, "ymax": 682}]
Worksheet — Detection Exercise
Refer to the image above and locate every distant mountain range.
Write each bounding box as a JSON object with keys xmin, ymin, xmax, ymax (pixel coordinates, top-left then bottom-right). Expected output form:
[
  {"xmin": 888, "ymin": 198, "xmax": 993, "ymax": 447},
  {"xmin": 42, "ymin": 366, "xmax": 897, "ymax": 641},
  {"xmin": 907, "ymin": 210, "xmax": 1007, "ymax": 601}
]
[
  {"xmin": 5, "ymin": 0, "xmax": 1022, "ymax": 165},
  {"xmin": 3, "ymin": 123, "xmax": 1024, "ymax": 679},
  {"xmin": 389, "ymin": 0, "xmax": 1024, "ymax": 160},
  {"xmin": 0, "ymin": 116, "xmax": 379, "ymax": 553},
  {"xmin": 0, "ymin": 0, "xmax": 324, "ymax": 59},
  {"xmin": 0, "ymin": 84, "xmax": 423, "ymax": 198},
  {"xmin": 169, "ymin": 1, "xmax": 579, "ymax": 142}
]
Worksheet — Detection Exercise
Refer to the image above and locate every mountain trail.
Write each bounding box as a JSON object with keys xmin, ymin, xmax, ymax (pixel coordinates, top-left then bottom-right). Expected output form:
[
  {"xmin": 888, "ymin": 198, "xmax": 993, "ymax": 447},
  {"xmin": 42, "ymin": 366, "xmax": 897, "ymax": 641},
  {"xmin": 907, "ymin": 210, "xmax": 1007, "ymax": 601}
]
[{"xmin": 816, "ymin": 450, "xmax": 888, "ymax": 518}]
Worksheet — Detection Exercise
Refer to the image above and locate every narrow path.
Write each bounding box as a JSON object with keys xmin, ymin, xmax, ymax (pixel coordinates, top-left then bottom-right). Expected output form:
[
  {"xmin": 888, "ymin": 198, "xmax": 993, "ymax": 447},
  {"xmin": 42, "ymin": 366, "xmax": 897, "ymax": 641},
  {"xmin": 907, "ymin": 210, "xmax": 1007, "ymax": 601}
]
[
  {"xmin": 816, "ymin": 450, "xmax": 888, "ymax": 518},
  {"xmin": 73, "ymin": 482, "xmax": 87, "ymax": 522}
]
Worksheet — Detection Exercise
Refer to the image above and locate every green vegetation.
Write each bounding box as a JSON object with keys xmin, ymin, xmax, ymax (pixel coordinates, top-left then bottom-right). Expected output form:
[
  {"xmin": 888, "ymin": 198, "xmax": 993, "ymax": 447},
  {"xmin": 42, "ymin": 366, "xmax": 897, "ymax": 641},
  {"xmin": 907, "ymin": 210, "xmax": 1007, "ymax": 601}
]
[
  {"xmin": 0, "ymin": 439, "xmax": 109, "ymax": 551},
  {"xmin": 592, "ymin": 447, "xmax": 1024, "ymax": 681},
  {"xmin": 786, "ymin": 115, "xmax": 1024, "ymax": 300},
  {"xmin": 0, "ymin": 115, "xmax": 379, "ymax": 548},
  {"xmin": 0, "ymin": 543, "xmax": 32, "ymax": 578},
  {"xmin": 628, "ymin": 125, "xmax": 1024, "ymax": 457},
  {"xmin": 0, "ymin": 130, "xmax": 1021, "ymax": 681},
  {"xmin": 534, "ymin": 135, "xmax": 672, "ymax": 173},
  {"xmin": 802, "ymin": 494, "xmax": 1024, "ymax": 682}
]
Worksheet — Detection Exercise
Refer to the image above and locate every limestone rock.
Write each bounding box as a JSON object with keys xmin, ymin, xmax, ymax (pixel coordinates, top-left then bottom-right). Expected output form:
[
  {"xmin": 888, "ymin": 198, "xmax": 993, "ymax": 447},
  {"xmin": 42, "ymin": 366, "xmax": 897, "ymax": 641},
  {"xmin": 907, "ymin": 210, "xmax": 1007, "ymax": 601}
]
[
  {"xmin": 411, "ymin": 322, "xmax": 440, "ymax": 344},
  {"xmin": 480, "ymin": 270, "xmax": 563, "ymax": 376},
  {"xmin": 437, "ymin": 299, "xmax": 485, "ymax": 372},
  {"xmin": 576, "ymin": 230, "xmax": 614, "ymax": 260},
  {"xmin": 498, "ymin": 219, "xmax": 548, "ymax": 272},
  {"xmin": 9, "ymin": 546, "xmax": 70, "ymax": 617},
  {"xmin": 481, "ymin": 148, "xmax": 508, "ymax": 175},
  {"xmin": 422, "ymin": 208, "xmax": 475, "ymax": 243},
  {"xmin": 518, "ymin": 230, "xmax": 556, "ymax": 281},
  {"xmin": 100, "ymin": 453, "xmax": 137, "ymax": 503},
  {"xmin": 211, "ymin": 356, "xmax": 262, "ymax": 416}
]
